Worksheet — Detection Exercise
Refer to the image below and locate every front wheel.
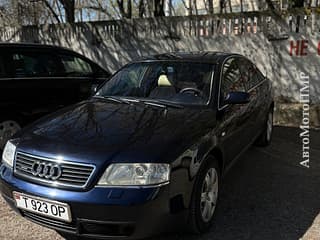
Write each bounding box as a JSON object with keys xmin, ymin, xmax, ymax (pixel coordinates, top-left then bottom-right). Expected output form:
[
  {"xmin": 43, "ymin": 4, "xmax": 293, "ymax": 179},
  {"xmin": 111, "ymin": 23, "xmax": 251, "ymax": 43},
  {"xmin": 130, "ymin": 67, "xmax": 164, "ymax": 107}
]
[
  {"xmin": 0, "ymin": 120, "xmax": 21, "ymax": 150},
  {"xmin": 189, "ymin": 156, "xmax": 220, "ymax": 233}
]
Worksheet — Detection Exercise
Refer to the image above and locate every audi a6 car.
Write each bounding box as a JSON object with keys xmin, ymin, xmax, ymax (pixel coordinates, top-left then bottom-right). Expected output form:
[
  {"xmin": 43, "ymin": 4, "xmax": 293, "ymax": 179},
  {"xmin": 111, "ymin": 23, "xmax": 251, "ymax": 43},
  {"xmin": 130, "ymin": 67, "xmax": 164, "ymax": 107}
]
[
  {"xmin": 0, "ymin": 43, "xmax": 110, "ymax": 150},
  {"xmin": 0, "ymin": 52, "xmax": 273, "ymax": 240}
]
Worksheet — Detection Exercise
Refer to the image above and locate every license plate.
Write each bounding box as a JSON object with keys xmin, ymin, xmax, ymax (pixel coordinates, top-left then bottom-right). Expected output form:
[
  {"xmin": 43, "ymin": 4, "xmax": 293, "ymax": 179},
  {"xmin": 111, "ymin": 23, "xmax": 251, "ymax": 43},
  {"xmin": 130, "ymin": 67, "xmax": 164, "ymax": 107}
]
[{"xmin": 13, "ymin": 192, "xmax": 72, "ymax": 222}]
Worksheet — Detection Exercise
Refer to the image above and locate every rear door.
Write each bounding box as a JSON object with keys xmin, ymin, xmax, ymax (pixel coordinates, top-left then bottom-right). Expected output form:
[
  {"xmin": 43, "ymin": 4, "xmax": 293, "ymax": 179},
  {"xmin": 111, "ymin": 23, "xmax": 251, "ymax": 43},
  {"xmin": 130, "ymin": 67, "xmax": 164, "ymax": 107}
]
[
  {"xmin": 57, "ymin": 51, "xmax": 111, "ymax": 99},
  {"xmin": 217, "ymin": 57, "xmax": 252, "ymax": 165},
  {"xmin": 56, "ymin": 52, "xmax": 94, "ymax": 103},
  {"xmin": 6, "ymin": 48, "xmax": 65, "ymax": 115}
]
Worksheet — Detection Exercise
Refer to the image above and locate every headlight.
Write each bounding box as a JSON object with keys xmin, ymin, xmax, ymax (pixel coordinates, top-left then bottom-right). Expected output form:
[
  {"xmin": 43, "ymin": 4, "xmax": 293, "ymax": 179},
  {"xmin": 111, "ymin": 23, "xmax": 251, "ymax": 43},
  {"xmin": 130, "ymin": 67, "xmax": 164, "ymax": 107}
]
[
  {"xmin": 97, "ymin": 163, "xmax": 170, "ymax": 186},
  {"xmin": 2, "ymin": 141, "xmax": 17, "ymax": 168}
]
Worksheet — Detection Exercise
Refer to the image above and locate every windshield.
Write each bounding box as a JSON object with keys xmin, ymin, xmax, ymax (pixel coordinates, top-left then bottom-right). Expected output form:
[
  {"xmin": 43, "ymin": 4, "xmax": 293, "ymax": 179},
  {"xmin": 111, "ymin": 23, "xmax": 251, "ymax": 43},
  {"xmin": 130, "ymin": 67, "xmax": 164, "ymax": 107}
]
[{"xmin": 96, "ymin": 61, "xmax": 214, "ymax": 105}]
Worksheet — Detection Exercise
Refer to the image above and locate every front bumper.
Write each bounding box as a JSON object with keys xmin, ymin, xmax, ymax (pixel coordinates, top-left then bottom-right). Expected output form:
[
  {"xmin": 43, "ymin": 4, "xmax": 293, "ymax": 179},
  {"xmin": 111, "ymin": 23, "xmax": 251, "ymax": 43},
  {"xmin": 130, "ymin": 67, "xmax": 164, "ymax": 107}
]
[{"xmin": 0, "ymin": 164, "xmax": 188, "ymax": 239}]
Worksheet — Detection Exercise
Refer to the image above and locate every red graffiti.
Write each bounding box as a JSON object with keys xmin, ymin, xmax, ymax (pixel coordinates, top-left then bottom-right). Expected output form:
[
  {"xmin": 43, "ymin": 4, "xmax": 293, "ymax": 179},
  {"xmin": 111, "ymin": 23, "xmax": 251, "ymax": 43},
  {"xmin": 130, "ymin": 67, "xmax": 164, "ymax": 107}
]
[
  {"xmin": 301, "ymin": 40, "xmax": 308, "ymax": 56},
  {"xmin": 290, "ymin": 40, "xmax": 300, "ymax": 56},
  {"xmin": 289, "ymin": 40, "xmax": 308, "ymax": 56}
]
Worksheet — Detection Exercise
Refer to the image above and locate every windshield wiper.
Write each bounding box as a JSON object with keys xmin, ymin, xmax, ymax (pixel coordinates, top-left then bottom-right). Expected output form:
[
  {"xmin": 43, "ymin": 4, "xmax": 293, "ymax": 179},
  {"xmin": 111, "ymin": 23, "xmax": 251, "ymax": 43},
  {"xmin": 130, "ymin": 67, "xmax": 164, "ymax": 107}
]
[
  {"xmin": 119, "ymin": 97, "xmax": 141, "ymax": 104},
  {"xmin": 94, "ymin": 96, "xmax": 184, "ymax": 108},
  {"xmin": 141, "ymin": 99, "xmax": 184, "ymax": 109},
  {"xmin": 143, "ymin": 101, "xmax": 166, "ymax": 108}
]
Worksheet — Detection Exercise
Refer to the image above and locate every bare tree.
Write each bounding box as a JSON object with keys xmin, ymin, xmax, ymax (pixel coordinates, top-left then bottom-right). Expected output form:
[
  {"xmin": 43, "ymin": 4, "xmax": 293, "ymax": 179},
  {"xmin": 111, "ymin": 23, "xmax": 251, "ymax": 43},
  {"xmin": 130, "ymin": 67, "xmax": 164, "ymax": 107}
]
[
  {"xmin": 266, "ymin": 0, "xmax": 276, "ymax": 10},
  {"xmin": 138, "ymin": 0, "xmax": 145, "ymax": 17},
  {"xmin": 208, "ymin": 0, "xmax": 213, "ymax": 14},
  {"xmin": 117, "ymin": 0, "xmax": 132, "ymax": 18},
  {"xmin": 188, "ymin": 0, "xmax": 192, "ymax": 15},
  {"xmin": 154, "ymin": 0, "xmax": 165, "ymax": 17},
  {"xmin": 42, "ymin": 0, "xmax": 61, "ymax": 23},
  {"xmin": 228, "ymin": 0, "xmax": 232, "ymax": 12},
  {"xmin": 59, "ymin": 0, "xmax": 75, "ymax": 23}
]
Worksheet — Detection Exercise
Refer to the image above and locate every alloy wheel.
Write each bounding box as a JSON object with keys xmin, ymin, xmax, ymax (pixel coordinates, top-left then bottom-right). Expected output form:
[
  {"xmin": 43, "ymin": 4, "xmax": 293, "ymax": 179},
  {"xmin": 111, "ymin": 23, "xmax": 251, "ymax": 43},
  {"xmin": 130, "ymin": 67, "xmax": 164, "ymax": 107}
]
[{"xmin": 200, "ymin": 167, "xmax": 219, "ymax": 223}]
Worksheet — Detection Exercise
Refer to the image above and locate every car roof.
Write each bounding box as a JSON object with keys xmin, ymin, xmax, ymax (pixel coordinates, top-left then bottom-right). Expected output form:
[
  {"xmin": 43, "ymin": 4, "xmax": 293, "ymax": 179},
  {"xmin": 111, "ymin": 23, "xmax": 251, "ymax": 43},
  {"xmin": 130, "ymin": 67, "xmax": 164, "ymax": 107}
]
[
  {"xmin": 0, "ymin": 42, "xmax": 89, "ymax": 59},
  {"xmin": 135, "ymin": 51, "xmax": 242, "ymax": 64},
  {"xmin": 0, "ymin": 42, "xmax": 111, "ymax": 72},
  {"xmin": 0, "ymin": 42, "xmax": 74, "ymax": 52}
]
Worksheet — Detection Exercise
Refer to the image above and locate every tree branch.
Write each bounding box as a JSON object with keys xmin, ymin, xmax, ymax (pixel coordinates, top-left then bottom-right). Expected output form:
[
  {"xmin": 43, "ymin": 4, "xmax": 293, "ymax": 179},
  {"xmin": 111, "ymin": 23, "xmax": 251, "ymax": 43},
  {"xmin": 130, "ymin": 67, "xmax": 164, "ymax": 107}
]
[{"xmin": 42, "ymin": 0, "xmax": 61, "ymax": 23}]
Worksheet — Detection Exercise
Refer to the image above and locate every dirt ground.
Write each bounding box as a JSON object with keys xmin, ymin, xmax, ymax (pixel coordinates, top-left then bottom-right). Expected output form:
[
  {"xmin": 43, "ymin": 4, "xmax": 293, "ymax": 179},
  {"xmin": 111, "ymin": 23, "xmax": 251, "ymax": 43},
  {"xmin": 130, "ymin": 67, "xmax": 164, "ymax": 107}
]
[{"xmin": 0, "ymin": 126, "xmax": 319, "ymax": 240}]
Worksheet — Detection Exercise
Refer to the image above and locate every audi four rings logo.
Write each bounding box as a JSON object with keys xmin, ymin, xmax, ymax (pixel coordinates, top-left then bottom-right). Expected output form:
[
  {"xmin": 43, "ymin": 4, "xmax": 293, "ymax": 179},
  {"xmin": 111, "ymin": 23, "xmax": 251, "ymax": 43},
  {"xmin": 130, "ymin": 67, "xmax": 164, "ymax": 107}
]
[{"xmin": 31, "ymin": 161, "xmax": 62, "ymax": 180}]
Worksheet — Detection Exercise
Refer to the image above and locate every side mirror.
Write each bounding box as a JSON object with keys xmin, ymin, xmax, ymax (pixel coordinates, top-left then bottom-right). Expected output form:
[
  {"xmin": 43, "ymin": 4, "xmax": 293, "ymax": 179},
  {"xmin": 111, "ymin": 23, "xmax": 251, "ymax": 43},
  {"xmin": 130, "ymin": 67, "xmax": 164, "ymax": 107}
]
[{"xmin": 224, "ymin": 91, "xmax": 250, "ymax": 105}]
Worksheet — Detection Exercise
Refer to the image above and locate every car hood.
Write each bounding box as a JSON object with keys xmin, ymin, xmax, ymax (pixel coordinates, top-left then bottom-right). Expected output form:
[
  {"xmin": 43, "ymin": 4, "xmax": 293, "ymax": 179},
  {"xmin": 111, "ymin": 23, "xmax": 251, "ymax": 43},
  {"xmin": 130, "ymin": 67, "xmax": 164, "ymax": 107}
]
[{"xmin": 16, "ymin": 99, "xmax": 215, "ymax": 166}]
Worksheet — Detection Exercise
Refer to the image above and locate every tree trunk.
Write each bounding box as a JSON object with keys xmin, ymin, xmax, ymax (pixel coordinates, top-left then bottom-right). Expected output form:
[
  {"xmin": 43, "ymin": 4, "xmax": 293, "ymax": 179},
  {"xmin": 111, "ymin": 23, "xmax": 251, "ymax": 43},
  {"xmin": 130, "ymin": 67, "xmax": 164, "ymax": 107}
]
[
  {"xmin": 193, "ymin": 0, "xmax": 198, "ymax": 15},
  {"xmin": 265, "ymin": 0, "xmax": 276, "ymax": 10},
  {"xmin": 154, "ymin": 0, "xmax": 165, "ymax": 17},
  {"xmin": 138, "ymin": 0, "xmax": 145, "ymax": 17},
  {"xmin": 208, "ymin": 0, "xmax": 214, "ymax": 14},
  {"xmin": 228, "ymin": 0, "xmax": 232, "ymax": 13},
  {"xmin": 43, "ymin": 0, "xmax": 61, "ymax": 23},
  {"xmin": 117, "ymin": 0, "xmax": 132, "ymax": 19},
  {"xmin": 189, "ymin": 0, "xmax": 192, "ymax": 15},
  {"xmin": 127, "ymin": 0, "xmax": 132, "ymax": 18},
  {"xmin": 59, "ymin": 0, "xmax": 75, "ymax": 23}
]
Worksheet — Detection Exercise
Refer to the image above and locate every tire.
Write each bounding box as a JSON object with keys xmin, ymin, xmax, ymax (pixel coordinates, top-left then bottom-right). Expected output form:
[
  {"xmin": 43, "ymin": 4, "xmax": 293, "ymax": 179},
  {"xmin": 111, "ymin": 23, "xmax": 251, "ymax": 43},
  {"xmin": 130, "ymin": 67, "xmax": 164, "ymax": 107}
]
[
  {"xmin": 255, "ymin": 108, "xmax": 273, "ymax": 147},
  {"xmin": 188, "ymin": 156, "xmax": 220, "ymax": 234},
  {"xmin": 0, "ymin": 120, "xmax": 21, "ymax": 150}
]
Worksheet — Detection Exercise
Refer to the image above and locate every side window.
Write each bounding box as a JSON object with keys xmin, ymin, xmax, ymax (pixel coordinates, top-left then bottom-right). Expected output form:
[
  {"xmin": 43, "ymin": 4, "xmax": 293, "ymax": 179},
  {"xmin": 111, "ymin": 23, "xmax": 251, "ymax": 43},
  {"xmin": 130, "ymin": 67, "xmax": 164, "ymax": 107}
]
[
  {"xmin": 253, "ymin": 67, "xmax": 265, "ymax": 85},
  {"xmin": 11, "ymin": 52, "xmax": 61, "ymax": 77},
  {"xmin": 220, "ymin": 58, "xmax": 245, "ymax": 106},
  {"xmin": 59, "ymin": 54, "xmax": 93, "ymax": 75},
  {"xmin": 238, "ymin": 58, "xmax": 264, "ymax": 90}
]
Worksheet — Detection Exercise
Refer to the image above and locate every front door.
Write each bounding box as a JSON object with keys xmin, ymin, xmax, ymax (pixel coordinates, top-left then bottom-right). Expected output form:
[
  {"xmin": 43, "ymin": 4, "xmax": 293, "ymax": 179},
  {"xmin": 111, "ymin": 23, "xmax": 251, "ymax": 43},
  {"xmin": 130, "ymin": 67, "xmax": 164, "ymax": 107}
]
[{"xmin": 216, "ymin": 57, "xmax": 252, "ymax": 165}]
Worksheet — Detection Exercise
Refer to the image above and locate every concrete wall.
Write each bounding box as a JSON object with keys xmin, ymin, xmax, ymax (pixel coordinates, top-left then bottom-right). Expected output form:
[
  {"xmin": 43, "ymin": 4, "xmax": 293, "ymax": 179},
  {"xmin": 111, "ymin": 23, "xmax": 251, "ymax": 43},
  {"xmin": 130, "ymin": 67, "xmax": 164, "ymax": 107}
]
[{"xmin": 0, "ymin": 10, "xmax": 319, "ymax": 112}]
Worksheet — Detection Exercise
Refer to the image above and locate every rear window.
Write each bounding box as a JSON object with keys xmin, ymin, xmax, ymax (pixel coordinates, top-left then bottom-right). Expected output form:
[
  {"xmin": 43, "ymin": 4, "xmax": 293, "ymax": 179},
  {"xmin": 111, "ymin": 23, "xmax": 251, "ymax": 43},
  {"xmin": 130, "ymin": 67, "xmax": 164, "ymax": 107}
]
[{"xmin": 11, "ymin": 52, "xmax": 61, "ymax": 77}]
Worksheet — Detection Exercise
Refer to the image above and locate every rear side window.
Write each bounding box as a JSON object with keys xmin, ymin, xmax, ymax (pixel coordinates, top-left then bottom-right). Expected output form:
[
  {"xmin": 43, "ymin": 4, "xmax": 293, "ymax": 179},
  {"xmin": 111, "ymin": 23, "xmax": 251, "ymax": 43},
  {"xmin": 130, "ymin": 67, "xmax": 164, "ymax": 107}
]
[
  {"xmin": 220, "ymin": 58, "xmax": 245, "ymax": 106},
  {"xmin": 253, "ymin": 67, "xmax": 265, "ymax": 86},
  {"xmin": 59, "ymin": 54, "xmax": 92, "ymax": 76},
  {"xmin": 11, "ymin": 52, "xmax": 61, "ymax": 77}
]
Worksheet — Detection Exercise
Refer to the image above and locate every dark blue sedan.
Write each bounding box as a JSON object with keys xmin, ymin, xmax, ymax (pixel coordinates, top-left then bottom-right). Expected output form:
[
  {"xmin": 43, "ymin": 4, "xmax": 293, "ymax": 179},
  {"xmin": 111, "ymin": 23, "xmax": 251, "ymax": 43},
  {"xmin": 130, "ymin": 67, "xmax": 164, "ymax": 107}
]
[{"xmin": 0, "ymin": 52, "xmax": 274, "ymax": 239}]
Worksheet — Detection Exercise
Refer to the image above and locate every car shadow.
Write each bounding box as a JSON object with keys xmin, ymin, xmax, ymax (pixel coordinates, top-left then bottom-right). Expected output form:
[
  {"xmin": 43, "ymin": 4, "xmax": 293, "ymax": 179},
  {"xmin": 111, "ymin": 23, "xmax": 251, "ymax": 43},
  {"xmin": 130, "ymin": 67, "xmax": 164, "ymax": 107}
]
[{"xmin": 151, "ymin": 126, "xmax": 320, "ymax": 240}]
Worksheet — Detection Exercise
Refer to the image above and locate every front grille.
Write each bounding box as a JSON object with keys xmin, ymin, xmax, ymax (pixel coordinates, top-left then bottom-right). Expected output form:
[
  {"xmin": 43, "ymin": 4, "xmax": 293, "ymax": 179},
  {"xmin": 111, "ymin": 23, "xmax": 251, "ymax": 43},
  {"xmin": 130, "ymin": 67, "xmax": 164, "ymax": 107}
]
[
  {"xmin": 14, "ymin": 152, "xmax": 95, "ymax": 189},
  {"xmin": 22, "ymin": 211, "xmax": 76, "ymax": 232}
]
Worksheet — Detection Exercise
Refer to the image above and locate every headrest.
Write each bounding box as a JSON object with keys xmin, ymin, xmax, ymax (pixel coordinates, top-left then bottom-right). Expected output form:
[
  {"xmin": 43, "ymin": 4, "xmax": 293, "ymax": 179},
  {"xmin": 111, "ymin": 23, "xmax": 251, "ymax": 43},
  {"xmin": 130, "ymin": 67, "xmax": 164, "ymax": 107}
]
[{"xmin": 158, "ymin": 74, "xmax": 172, "ymax": 87}]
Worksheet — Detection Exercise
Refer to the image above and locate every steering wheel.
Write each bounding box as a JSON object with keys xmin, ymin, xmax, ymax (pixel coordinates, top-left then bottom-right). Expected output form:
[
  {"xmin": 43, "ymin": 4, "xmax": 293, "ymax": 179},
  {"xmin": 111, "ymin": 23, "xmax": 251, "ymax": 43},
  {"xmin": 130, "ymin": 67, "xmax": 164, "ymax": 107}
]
[{"xmin": 179, "ymin": 87, "xmax": 203, "ymax": 97}]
